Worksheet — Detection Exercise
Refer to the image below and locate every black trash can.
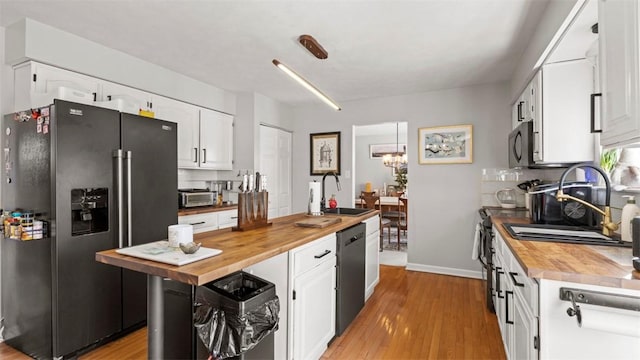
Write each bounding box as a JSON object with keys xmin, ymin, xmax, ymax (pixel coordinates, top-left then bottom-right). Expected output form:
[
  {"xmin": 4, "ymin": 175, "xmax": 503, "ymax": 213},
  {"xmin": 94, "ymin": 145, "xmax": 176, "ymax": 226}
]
[{"xmin": 194, "ymin": 271, "xmax": 279, "ymax": 360}]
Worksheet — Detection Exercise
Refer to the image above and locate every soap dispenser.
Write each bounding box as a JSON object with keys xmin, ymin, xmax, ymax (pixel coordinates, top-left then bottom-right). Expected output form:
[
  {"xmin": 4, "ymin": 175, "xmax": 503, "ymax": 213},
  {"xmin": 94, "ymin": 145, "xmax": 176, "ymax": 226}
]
[{"xmin": 621, "ymin": 195, "xmax": 640, "ymax": 242}]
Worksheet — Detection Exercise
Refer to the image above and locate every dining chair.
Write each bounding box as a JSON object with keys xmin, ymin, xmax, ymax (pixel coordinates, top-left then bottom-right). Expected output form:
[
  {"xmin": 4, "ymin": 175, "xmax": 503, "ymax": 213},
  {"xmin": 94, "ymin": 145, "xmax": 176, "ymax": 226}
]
[
  {"xmin": 394, "ymin": 197, "xmax": 408, "ymax": 250},
  {"xmin": 360, "ymin": 191, "xmax": 392, "ymax": 251}
]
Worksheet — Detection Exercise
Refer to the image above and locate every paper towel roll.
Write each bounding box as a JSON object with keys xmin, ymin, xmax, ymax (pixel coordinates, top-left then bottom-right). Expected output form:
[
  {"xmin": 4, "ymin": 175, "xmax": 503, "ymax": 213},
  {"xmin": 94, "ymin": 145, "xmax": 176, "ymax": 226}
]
[
  {"xmin": 581, "ymin": 308, "xmax": 640, "ymax": 338},
  {"xmin": 168, "ymin": 224, "xmax": 193, "ymax": 247},
  {"xmin": 309, "ymin": 182, "xmax": 322, "ymax": 216}
]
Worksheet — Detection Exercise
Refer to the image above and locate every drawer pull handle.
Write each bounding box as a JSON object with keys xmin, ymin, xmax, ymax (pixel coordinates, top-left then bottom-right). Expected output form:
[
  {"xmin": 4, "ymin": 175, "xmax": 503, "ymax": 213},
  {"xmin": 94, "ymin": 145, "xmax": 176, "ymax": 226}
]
[
  {"xmin": 564, "ymin": 290, "xmax": 582, "ymax": 327},
  {"xmin": 509, "ymin": 272, "xmax": 525, "ymax": 287},
  {"xmin": 190, "ymin": 221, "xmax": 206, "ymax": 226},
  {"xmin": 314, "ymin": 250, "xmax": 332, "ymax": 259},
  {"xmin": 506, "ymin": 290, "xmax": 514, "ymax": 325},
  {"xmin": 496, "ymin": 267, "xmax": 504, "ymax": 299},
  {"xmin": 231, "ymin": 216, "xmax": 238, "ymax": 219}
]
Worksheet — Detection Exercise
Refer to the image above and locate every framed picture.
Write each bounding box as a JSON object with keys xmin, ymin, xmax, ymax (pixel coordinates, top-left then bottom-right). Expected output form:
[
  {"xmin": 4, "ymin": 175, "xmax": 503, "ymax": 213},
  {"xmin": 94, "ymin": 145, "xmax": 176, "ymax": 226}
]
[
  {"xmin": 310, "ymin": 131, "xmax": 341, "ymax": 175},
  {"xmin": 418, "ymin": 124, "xmax": 473, "ymax": 164},
  {"xmin": 370, "ymin": 143, "xmax": 407, "ymax": 159}
]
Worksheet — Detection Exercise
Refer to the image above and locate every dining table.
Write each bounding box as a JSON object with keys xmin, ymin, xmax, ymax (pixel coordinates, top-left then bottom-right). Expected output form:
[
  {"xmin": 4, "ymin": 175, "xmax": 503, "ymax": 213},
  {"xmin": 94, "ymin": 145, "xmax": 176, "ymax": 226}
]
[{"xmin": 354, "ymin": 196, "xmax": 406, "ymax": 213}]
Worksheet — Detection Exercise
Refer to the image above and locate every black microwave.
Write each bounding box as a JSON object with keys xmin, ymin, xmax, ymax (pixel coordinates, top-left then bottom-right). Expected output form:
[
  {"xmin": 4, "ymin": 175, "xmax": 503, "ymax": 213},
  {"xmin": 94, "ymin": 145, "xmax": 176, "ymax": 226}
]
[{"xmin": 508, "ymin": 121, "xmax": 534, "ymax": 168}]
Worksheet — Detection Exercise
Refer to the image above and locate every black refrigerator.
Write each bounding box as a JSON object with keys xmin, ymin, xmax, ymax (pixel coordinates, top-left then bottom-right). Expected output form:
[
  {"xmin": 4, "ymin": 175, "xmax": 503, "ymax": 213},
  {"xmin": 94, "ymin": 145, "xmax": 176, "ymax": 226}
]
[{"xmin": 1, "ymin": 99, "xmax": 178, "ymax": 359}]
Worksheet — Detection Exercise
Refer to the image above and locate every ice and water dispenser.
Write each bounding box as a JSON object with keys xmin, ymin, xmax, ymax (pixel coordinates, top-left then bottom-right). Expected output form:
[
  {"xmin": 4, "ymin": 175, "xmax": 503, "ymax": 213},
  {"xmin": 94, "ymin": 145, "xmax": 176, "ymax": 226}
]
[{"xmin": 71, "ymin": 188, "xmax": 108, "ymax": 236}]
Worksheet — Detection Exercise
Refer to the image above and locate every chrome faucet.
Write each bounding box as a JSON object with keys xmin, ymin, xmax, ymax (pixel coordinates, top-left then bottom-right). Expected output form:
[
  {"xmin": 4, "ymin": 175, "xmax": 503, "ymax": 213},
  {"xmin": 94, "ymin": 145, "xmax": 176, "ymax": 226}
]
[
  {"xmin": 556, "ymin": 163, "xmax": 618, "ymax": 236},
  {"xmin": 321, "ymin": 171, "xmax": 341, "ymax": 210}
]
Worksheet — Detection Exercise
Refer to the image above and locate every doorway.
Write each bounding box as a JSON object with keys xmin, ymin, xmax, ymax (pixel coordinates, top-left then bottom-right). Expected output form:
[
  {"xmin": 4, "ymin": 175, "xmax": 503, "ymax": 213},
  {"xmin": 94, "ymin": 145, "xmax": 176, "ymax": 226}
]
[{"xmin": 353, "ymin": 122, "xmax": 408, "ymax": 265}]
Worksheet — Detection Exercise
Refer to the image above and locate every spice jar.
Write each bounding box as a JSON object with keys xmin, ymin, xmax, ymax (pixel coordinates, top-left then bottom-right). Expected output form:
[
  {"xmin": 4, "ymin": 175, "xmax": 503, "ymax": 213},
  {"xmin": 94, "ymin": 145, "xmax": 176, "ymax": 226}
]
[{"xmin": 10, "ymin": 221, "xmax": 21, "ymax": 240}]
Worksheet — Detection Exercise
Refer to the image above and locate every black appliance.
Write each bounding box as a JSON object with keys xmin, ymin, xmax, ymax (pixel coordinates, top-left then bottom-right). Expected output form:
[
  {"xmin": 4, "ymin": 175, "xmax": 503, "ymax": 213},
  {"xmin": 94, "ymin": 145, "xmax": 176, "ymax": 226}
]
[
  {"xmin": 1, "ymin": 100, "xmax": 177, "ymax": 359},
  {"xmin": 477, "ymin": 209, "xmax": 495, "ymax": 312},
  {"xmin": 529, "ymin": 182, "xmax": 601, "ymax": 228},
  {"xmin": 508, "ymin": 122, "xmax": 577, "ymax": 168},
  {"xmin": 336, "ymin": 223, "xmax": 366, "ymax": 336},
  {"xmin": 508, "ymin": 121, "xmax": 535, "ymax": 168}
]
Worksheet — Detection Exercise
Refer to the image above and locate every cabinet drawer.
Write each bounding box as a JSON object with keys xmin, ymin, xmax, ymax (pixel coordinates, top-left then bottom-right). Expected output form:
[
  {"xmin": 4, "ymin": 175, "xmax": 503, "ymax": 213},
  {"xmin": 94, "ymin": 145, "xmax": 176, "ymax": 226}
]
[
  {"xmin": 217, "ymin": 209, "xmax": 238, "ymax": 229},
  {"xmin": 291, "ymin": 233, "xmax": 336, "ymax": 277},
  {"xmin": 178, "ymin": 213, "xmax": 218, "ymax": 233},
  {"xmin": 362, "ymin": 215, "xmax": 380, "ymax": 236},
  {"xmin": 509, "ymin": 255, "xmax": 539, "ymax": 316}
]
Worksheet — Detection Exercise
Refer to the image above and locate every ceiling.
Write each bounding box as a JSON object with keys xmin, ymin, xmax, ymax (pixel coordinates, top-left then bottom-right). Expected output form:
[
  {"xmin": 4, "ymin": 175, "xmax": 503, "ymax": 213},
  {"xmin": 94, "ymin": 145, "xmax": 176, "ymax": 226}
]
[{"xmin": 0, "ymin": 0, "xmax": 549, "ymax": 108}]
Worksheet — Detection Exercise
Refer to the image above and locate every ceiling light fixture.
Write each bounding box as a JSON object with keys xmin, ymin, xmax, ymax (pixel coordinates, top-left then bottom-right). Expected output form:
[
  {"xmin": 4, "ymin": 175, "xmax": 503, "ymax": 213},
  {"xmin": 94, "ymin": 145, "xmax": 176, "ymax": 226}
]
[
  {"xmin": 272, "ymin": 59, "xmax": 341, "ymax": 111},
  {"xmin": 382, "ymin": 122, "xmax": 408, "ymax": 169}
]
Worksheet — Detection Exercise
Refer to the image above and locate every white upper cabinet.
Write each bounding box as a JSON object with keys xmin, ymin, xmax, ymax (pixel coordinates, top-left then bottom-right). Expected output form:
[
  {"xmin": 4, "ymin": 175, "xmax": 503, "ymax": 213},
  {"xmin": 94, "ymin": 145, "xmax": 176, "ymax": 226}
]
[
  {"xmin": 538, "ymin": 59, "xmax": 595, "ymax": 164},
  {"xmin": 98, "ymin": 81, "xmax": 152, "ymax": 115},
  {"xmin": 599, "ymin": 0, "xmax": 640, "ymax": 147},
  {"xmin": 152, "ymin": 95, "xmax": 200, "ymax": 168},
  {"xmin": 199, "ymin": 108, "xmax": 233, "ymax": 170},
  {"xmin": 14, "ymin": 62, "xmax": 99, "ymax": 110}
]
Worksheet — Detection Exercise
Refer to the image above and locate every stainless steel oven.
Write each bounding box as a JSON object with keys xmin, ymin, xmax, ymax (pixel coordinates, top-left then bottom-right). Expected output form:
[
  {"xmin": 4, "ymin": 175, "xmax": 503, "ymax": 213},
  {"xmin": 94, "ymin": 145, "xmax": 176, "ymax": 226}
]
[{"xmin": 477, "ymin": 209, "xmax": 495, "ymax": 312}]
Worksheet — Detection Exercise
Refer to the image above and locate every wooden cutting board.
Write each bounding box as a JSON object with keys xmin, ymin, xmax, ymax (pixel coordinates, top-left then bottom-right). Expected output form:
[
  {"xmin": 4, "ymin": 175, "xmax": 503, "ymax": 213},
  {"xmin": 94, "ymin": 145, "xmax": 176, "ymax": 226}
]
[{"xmin": 295, "ymin": 216, "xmax": 342, "ymax": 228}]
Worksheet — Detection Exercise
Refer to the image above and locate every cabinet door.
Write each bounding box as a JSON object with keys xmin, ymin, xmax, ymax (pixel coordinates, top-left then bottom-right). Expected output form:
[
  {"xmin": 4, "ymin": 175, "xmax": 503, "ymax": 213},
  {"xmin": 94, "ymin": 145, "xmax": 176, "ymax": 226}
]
[
  {"xmin": 199, "ymin": 109, "xmax": 234, "ymax": 170},
  {"xmin": 178, "ymin": 213, "xmax": 218, "ymax": 233},
  {"xmin": 154, "ymin": 96, "xmax": 200, "ymax": 169},
  {"xmin": 365, "ymin": 229, "xmax": 380, "ymax": 301},
  {"xmin": 513, "ymin": 291, "xmax": 538, "ymax": 360},
  {"xmin": 15, "ymin": 62, "xmax": 99, "ymax": 110},
  {"xmin": 599, "ymin": 0, "xmax": 640, "ymax": 146},
  {"xmin": 100, "ymin": 81, "xmax": 151, "ymax": 115},
  {"xmin": 217, "ymin": 209, "xmax": 238, "ymax": 229},
  {"xmin": 292, "ymin": 259, "xmax": 336, "ymax": 360}
]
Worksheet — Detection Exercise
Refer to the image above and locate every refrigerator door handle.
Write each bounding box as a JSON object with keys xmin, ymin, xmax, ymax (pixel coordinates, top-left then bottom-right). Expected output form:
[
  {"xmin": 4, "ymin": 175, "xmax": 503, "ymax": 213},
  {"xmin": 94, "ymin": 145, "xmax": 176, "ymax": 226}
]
[
  {"xmin": 126, "ymin": 151, "xmax": 133, "ymax": 247},
  {"xmin": 114, "ymin": 149, "xmax": 124, "ymax": 248}
]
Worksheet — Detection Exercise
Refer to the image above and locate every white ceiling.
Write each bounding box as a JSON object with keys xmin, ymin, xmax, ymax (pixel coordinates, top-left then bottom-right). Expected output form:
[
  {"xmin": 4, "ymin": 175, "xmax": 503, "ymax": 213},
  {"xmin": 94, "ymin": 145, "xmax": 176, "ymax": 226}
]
[{"xmin": 0, "ymin": 0, "xmax": 549, "ymax": 108}]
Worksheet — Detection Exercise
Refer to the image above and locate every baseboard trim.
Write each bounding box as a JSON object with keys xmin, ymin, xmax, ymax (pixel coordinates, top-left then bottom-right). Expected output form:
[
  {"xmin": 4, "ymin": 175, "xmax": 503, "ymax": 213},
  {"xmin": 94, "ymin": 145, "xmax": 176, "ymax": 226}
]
[{"xmin": 406, "ymin": 263, "xmax": 483, "ymax": 279}]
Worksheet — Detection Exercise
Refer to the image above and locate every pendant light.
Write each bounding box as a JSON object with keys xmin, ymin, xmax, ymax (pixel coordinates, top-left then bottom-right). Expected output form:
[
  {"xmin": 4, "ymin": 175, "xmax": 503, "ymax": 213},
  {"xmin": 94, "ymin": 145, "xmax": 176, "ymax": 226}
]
[{"xmin": 382, "ymin": 123, "xmax": 408, "ymax": 169}]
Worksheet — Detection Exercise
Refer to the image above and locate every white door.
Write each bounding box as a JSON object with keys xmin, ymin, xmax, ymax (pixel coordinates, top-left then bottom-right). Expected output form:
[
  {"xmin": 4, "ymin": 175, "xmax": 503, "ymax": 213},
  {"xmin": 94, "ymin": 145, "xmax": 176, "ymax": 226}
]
[
  {"xmin": 277, "ymin": 130, "xmax": 292, "ymax": 217},
  {"xmin": 199, "ymin": 109, "xmax": 233, "ymax": 170},
  {"xmin": 292, "ymin": 260, "xmax": 336, "ymax": 360}
]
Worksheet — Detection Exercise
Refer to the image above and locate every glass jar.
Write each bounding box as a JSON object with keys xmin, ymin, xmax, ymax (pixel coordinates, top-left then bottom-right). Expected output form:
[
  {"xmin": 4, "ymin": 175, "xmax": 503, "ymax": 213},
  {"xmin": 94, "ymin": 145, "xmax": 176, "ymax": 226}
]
[{"xmin": 10, "ymin": 221, "xmax": 21, "ymax": 240}]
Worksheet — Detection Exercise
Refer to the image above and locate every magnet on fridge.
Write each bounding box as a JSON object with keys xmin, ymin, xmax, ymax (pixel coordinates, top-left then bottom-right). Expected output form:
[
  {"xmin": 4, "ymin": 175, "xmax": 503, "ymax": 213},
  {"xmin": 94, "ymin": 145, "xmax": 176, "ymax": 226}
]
[
  {"xmin": 5, "ymin": 161, "xmax": 11, "ymax": 171},
  {"xmin": 41, "ymin": 107, "xmax": 49, "ymax": 117},
  {"xmin": 37, "ymin": 124, "xmax": 42, "ymax": 133},
  {"xmin": 6, "ymin": 177, "xmax": 11, "ymax": 184},
  {"xmin": 37, "ymin": 116, "xmax": 44, "ymax": 124},
  {"xmin": 5, "ymin": 127, "xmax": 10, "ymax": 136},
  {"xmin": 43, "ymin": 124, "xmax": 49, "ymax": 134},
  {"xmin": 44, "ymin": 116, "xmax": 50, "ymax": 125}
]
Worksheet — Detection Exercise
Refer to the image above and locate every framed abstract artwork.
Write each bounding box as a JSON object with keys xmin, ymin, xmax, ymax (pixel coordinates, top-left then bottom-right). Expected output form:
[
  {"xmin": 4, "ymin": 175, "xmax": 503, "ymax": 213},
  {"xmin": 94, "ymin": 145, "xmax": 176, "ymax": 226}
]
[
  {"xmin": 310, "ymin": 131, "xmax": 341, "ymax": 175},
  {"xmin": 418, "ymin": 125, "xmax": 473, "ymax": 164}
]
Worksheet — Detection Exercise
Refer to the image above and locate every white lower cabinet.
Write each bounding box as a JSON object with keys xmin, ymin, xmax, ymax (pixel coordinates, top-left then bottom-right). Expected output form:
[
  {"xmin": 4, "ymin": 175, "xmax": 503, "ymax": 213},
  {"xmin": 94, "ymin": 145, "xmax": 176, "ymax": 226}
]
[
  {"xmin": 288, "ymin": 233, "xmax": 337, "ymax": 360},
  {"xmin": 363, "ymin": 215, "xmax": 380, "ymax": 301},
  {"xmin": 493, "ymin": 228, "xmax": 539, "ymax": 360},
  {"xmin": 178, "ymin": 212, "xmax": 218, "ymax": 233},
  {"xmin": 178, "ymin": 209, "xmax": 238, "ymax": 233}
]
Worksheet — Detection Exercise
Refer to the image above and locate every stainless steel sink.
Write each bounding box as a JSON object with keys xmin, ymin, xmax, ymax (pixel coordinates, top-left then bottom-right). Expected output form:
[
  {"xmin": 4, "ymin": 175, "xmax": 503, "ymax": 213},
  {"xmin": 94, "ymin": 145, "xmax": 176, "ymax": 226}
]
[
  {"xmin": 502, "ymin": 223, "xmax": 631, "ymax": 247},
  {"xmin": 323, "ymin": 207, "xmax": 374, "ymax": 216}
]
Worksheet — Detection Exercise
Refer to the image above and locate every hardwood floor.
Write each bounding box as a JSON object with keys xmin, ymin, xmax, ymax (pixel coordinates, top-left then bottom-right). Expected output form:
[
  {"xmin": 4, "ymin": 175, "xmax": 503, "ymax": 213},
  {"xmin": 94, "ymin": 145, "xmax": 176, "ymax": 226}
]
[{"xmin": 0, "ymin": 266, "xmax": 505, "ymax": 360}]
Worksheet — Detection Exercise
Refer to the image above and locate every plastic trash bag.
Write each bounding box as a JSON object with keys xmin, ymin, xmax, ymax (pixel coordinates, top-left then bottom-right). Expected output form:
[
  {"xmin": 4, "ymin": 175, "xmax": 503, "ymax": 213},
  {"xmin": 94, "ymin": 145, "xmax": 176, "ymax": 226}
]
[{"xmin": 194, "ymin": 295, "xmax": 279, "ymax": 359}]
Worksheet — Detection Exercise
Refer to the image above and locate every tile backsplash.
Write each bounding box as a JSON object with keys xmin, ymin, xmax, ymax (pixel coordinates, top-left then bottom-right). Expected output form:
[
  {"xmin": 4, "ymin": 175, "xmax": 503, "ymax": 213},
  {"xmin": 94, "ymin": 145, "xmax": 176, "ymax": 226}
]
[{"xmin": 480, "ymin": 168, "xmax": 567, "ymax": 208}]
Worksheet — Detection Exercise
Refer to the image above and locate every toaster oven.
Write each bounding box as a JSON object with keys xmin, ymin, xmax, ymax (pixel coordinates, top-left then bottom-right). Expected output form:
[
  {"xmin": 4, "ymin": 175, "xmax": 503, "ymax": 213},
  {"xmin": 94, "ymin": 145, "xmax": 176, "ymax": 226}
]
[{"xmin": 178, "ymin": 189, "xmax": 216, "ymax": 208}]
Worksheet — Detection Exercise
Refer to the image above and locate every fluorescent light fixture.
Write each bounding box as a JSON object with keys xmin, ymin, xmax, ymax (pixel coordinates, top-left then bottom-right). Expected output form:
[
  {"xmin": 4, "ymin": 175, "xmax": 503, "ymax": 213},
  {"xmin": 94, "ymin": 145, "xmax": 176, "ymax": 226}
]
[{"xmin": 272, "ymin": 59, "xmax": 341, "ymax": 111}]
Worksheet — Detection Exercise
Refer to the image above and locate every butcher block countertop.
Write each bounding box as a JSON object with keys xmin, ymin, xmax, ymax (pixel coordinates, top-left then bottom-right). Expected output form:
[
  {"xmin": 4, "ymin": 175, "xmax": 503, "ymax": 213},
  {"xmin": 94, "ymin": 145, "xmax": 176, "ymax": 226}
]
[
  {"xmin": 178, "ymin": 204, "xmax": 238, "ymax": 216},
  {"xmin": 96, "ymin": 211, "xmax": 378, "ymax": 286},
  {"xmin": 491, "ymin": 216, "xmax": 640, "ymax": 290}
]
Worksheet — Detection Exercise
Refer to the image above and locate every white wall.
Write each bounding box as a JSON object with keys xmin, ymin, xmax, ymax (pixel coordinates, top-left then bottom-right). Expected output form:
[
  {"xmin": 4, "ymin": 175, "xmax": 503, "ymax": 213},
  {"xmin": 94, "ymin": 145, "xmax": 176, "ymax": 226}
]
[{"xmin": 291, "ymin": 82, "xmax": 511, "ymax": 277}]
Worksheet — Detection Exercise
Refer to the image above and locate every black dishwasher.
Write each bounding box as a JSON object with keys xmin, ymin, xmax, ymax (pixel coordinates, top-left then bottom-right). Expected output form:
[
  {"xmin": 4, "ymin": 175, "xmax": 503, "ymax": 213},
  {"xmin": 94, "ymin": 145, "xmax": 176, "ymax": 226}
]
[{"xmin": 336, "ymin": 223, "xmax": 366, "ymax": 336}]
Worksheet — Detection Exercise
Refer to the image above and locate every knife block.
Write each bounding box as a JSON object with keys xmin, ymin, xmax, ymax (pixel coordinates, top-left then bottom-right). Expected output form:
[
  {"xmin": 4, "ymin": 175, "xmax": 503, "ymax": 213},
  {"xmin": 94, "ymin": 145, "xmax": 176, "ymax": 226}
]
[{"xmin": 232, "ymin": 191, "xmax": 272, "ymax": 231}]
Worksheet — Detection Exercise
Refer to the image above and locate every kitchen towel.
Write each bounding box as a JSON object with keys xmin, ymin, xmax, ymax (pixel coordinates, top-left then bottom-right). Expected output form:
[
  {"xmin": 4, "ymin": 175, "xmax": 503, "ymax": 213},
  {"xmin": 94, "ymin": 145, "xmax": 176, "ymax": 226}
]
[
  {"xmin": 471, "ymin": 223, "xmax": 481, "ymax": 260},
  {"xmin": 168, "ymin": 224, "xmax": 193, "ymax": 247},
  {"xmin": 580, "ymin": 307, "xmax": 640, "ymax": 338},
  {"xmin": 308, "ymin": 181, "xmax": 322, "ymax": 216}
]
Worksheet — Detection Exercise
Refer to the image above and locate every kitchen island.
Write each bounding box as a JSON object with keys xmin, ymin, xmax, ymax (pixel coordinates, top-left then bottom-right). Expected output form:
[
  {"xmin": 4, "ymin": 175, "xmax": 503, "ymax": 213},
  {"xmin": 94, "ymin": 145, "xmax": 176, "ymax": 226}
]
[{"xmin": 96, "ymin": 211, "xmax": 379, "ymax": 359}]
